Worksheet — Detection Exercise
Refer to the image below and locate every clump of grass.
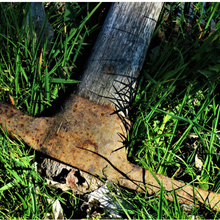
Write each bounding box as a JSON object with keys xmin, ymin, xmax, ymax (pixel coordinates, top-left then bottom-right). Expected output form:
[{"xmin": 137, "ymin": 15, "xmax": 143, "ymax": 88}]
[
  {"xmin": 0, "ymin": 2, "xmax": 101, "ymax": 115},
  {"xmin": 104, "ymin": 182, "xmax": 203, "ymax": 219},
  {"xmin": 0, "ymin": 128, "xmax": 46, "ymax": 219}
]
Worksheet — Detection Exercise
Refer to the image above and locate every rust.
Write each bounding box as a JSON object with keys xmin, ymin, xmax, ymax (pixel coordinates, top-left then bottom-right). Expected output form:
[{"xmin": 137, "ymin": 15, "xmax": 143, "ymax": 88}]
[{"xmin": 1, "ymin": 95, "xmax": 220, "ymax": 211}]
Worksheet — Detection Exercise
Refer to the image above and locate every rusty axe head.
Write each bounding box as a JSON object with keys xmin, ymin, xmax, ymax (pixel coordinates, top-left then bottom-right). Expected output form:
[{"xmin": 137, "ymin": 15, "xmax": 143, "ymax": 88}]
[{"xmin": 0, "ymin": 94, "xmax": 137, "ymax": 185}]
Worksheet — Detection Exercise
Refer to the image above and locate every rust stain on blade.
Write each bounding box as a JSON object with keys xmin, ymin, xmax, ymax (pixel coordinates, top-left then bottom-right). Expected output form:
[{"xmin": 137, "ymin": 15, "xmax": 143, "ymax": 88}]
[
  {"xmin": 0, "ymin": 95, "xmax": 128, "ymax": 177},
  {"xmin": 1, "ymin": 95, "xmax": 220, "ymax": 211},
  {"xmin": 38, "ymin": 94, "xmax": 129, "ymax": 173},
  {"xmin": 0, "ymin": 101, "xmax": 53, "ymax": 148}
]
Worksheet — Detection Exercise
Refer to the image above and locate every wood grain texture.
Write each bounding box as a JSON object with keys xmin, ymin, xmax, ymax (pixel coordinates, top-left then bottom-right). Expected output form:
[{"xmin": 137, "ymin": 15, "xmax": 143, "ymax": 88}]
[{"xmin": 77, "ymin": 2, "xmax": 163, "ymax": 110}]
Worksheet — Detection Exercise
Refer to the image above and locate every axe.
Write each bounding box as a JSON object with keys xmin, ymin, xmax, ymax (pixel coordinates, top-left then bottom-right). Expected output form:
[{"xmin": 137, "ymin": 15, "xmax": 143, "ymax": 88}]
[{"xmin": 1, "ymin": 2, "xmax": 220, "ymax": 211}]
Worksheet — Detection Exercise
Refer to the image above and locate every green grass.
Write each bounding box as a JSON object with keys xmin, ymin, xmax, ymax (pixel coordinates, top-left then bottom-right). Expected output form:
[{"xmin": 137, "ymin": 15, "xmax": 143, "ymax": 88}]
[
  {"xmin": 1, "ymin": 2, "xmax": 220, "ymax": 219},
  {"xmin": 0, "ymin": 2, "xmax": 100, "ymax": 115},
  {"xmin": 0, "ymin": 129, "xmax": 47, "ymax": 219}
]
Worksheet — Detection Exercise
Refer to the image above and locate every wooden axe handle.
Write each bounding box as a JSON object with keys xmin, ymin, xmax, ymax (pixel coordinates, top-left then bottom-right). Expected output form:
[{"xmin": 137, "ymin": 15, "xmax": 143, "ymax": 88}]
[{"xmin": 76, "ymin": 2, "xmax": 163, "ymax": 109}]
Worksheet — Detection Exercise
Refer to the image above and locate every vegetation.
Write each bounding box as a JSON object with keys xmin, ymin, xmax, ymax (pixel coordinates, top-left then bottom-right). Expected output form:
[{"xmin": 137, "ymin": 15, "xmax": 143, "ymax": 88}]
[
  {"xmin": 1, "ymin": 2, "xmax": 220, "ymax": 219},
  {"xmin": 0, "ymin": 2, "xmax": 100, "ymax": 115}
]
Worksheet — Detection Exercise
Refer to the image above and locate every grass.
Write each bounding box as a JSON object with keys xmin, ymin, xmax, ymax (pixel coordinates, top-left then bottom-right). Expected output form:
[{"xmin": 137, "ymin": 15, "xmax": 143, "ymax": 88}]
[
  {"xmin": 0, "ymin": 130, "xmax": 49, "ymax": 219},
  {"xmin": 0, "ymin": 2, "xmax": 100, "ymax": 115},
  {"xmin": 1, "ymin": 2, "xmax": 220, "ymax": 219}
]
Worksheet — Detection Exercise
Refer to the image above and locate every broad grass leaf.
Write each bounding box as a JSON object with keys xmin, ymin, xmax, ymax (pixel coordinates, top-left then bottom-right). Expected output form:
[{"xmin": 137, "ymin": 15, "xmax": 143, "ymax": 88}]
[
  {"xmin": 64, "ymin": 3, "xmax": 74, "ymax": 22},
  {"xmin": 51, "ymin": 78, "xmax": 81, "ymax": 84},
  {"xmin": 209, "ymin": 64, "xmax": 220, "ymax": 72},
  {"xmin": 198, "ymin": 70, "xmax": 216, "ymax": 79},
  {"xmin": 199, "ymin": 183, "xmax": 209, "ymax": 191}
]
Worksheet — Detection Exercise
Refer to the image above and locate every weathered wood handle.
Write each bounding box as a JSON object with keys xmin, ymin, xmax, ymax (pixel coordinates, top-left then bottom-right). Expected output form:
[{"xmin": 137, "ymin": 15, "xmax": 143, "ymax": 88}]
[{"xmin": 76, "ymin": 2, "xmax": 163, "ymax": 108}]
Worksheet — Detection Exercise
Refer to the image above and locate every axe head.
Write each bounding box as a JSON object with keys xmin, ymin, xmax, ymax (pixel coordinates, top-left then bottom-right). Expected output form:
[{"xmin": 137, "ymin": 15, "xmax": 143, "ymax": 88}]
[{"xmin": 0, "ymin": 94, "xmax": 130, "ymax": 179}]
